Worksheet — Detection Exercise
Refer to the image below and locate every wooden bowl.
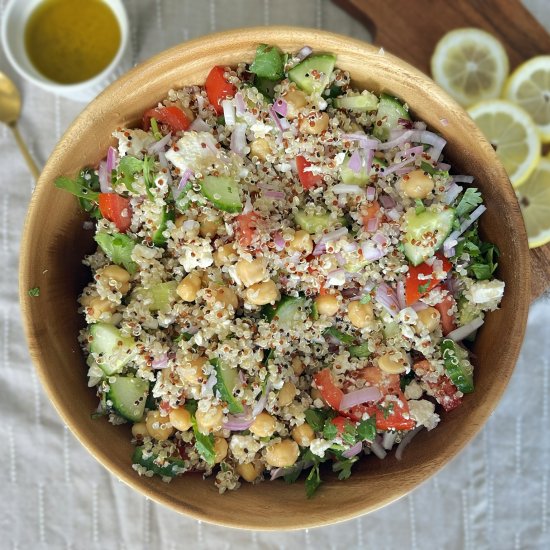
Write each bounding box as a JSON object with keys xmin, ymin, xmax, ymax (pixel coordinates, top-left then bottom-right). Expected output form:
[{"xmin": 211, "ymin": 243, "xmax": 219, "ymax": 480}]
[{"xmin": 19, "ymin": 27, "xmax": 529, "ymax": 530}]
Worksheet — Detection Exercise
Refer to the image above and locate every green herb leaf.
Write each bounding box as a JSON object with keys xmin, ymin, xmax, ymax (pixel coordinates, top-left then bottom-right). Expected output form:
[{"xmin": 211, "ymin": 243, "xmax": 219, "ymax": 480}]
[
  {"xmin": 455, "ymin": 187, "xmax": 482, "ymax": 218},
  {"xmin": 116, "ymin": 156, "xmax": 143, "ymax": 191},
  {"xmin": 333, "ymin": 458, "xmax": 357, "ymax": 480},
  {"xmin": 149, "ymin": 118, "xmax": 162, "ymax": 140},
  {"xmin": 400, "ymin": 370, "xmax": 416, "ymax": 392},
  {"xmin": 194, "ymin": 429, "xmax": 216, "ymax": 466},
  {"xmin": 349, "ymin": 342, "xmax": 371, "ymax": 358},
  {"xmin": 417, "ymin": 281, "xmax": 431, "ymax": 294},
  {"xmin": 184, "ymin": 399, "xmax": 198, "ymax": 415},
  {"xmin": 94, "ymin": 232, "xmax": 137, "ymax": 274},
  {"xmin": 55, "ymin": 174, "xmax": 100, "ymax": 201},
  {"xmin": 415, "ymin": 199, "xmax": 426, "ymax": 215},
  {"xmin": 377, "ymin": 402, "xmax": 394, "ymax": 419},
  {"xmin": 304, "ymin": 408, "xmax": 329, "ymax": 432},
  {"xmin": 250, "ymin": 44, "xmax": 285, "ymax": 81},
  {"xmin": 283, "ymin": 464, "xmax": 304, "ymax": 484},
  {"xmin": 305, "ymin": 464, "xmax": 322, "ymax": 498},
  {"xmin": 322, "ymin": 419, "xmax": 338, "ymax": 440},
  {"xmin": 28, "ymin": 287, "xmax": 40, "ymax": 297},
  {"xmin": 356, "ymin": 417, "xmax": 377, "ymax": 441},
  {"xmin": 324, "ymin": 327, "xmax": 354, "ymax": 345}
]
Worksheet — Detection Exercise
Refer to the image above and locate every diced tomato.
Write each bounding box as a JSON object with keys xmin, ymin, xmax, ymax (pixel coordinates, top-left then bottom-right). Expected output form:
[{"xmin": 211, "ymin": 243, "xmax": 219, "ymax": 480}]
[
  {"xmin": 367, "ymin": 390, "xmax": 416, "ymax": 431},
  {"xmin": 331, "ymin": 415, "xmax": 350, "ymax": 435},
  {"xmin": 361, "ymin": 201, "xmax": 381, "ymax": 229},
  {"xmin": 98, "ymin": 193, "xmax": 132, "ymax": 232},
  {"xmin": 143, "ymin": 106, "xmax": 191, "ymax": 132},
  {"xmin": 235, "ymin": 211, "xmax": 259, "ymax": 247},
  {"xmin": 313, "ymin": 368, "xmax": 344, "ymax": 410},
  {"xmin": 296, "ymin": 155, "xmax": 324, "ymax": 190},
  {"xmin": 357, "ymin": 366, "xmax": 400, "ymax": 393},
  {"xmin": 426, "ymin": 375, "xmax": 463, "ymax": 412},
  {"xmin": 205, "ymin": 66, "xmax": 237, "ymax": 115},
  {"xmin": 405, "ymin": 254, "xmax": 452, "ymax": 306},
  {"xmin": 434, "ymin": 293, "xmax": 457, "ymax": 335}
]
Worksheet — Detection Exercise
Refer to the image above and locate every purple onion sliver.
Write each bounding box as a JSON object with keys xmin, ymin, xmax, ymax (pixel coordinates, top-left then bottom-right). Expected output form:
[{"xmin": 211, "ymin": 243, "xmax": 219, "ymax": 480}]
[
  {"xmin": 296, "ymin": 45, "xmax": 313, "ymax": 61},
  {"xmin": 189, "ymin": 117, "xmax": 211, "ymax": 132},
  {"xmin": 223, "ymin": 416, "xmax": 254, "ymax": 431},
  {"xmin": 318, "ymin": 227, "xmax": 348, "ymax": 245},
  {"xmin": 437, "ymin": 162, "xmax": 451, "ymax": 171},
  {"xmin": 263, "ymin": 190, "xmax": 285, "ymax": 200},
  {"xmin": 235, "ymin": 92, "xmax": 246, "ymax": 115},
  {"xmin": 396, "ymin": 280, "xmax": 406, "ymax": 310},
  {"xmin": 340, "ymin": 386, "xmax": 382, "ymax": 410},
  {"xmin": 342, "ymin": 442, "xmax": 363, "ymax": 459},
  {"xmin": 366, "ymin": 186, "xmax": 376, "ymax": 201},
  {"xmin": 366, "ymin": 217, "xmax": 379, "ymax": 232},
  {"xmin": 452, "ymin": 175, "xmax": 475, "ymax": 184},
  {"xmin": 98, "ymin": 161, "xmax": 111, "ymax": 193},
  {"xmin": 151, "ymin": 354, "xmax": 169, "ymax": 370},
  {"xmin": 348, "ymin": 149, "xmax": 362, "ymax": 173},
  {"xmin": 364, "ymin": 147, "xmax": 374, "ymax": 174},
  {"xmin": 273, "ymin": 233, "xmax": 286, "ymax": 251},
  {"xmin": 376, "ymin": 129, "xmax": 414, "ymax": 151},
  {"xmin": 370, "ymin": 439, "xmax": 387, "ymax": 459},
  {"xmin": 312, "ymin": 241, "xmax": 326, "ymax": 256},
  {"xmin": 147, "ymin": 132, "xmax": 172, "ymax": 154},
  {"xmin": 230, "ymin": 123, "xmax": 247, "ymax": 156},
  {"xmin": 372, "ymin": 231, "xmax": 388, "ymax": 247},
  {"xmin": 386, "ymin": 208, "xmax": 401, "ymax": 222},
  {"xmin": 341, "ymin": 133, "xmax": 380, "ymax": 149},
  {"xmin": 411, "ymin": 301, "xmax": 429, "ymax": 312},
  {"xmin": 273, "ymin": 98, "xmax": 288, "ymax": 117},
  {"xmin": 379, "ymin": 194, "xmax": 396, "ymax": 209},
  {"xmin": 106, "ymin": 146, "xmax": 118, "ymax": 175}
]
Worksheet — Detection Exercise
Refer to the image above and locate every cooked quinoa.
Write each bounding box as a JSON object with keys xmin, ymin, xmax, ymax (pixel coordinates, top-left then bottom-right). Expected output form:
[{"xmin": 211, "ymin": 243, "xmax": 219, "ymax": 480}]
[{"xmin": 57, "ymin": 44, "xmax": 504, "ymax": 497}]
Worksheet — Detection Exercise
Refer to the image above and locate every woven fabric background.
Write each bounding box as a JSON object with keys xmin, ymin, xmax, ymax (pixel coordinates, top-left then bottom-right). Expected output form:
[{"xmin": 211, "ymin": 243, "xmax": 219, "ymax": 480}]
[{"xmin": 1, "ymin": 1, "xmax": 549, "ymax": 548}]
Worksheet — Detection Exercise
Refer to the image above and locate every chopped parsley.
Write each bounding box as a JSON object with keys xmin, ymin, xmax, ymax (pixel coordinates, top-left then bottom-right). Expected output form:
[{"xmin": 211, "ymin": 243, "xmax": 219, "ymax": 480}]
[
  {"xmin": 455, "ymin": 187, "xmax": 482, "ymax": 218},
  {"xmin": 28, "ymin": 287, "xmax": 40, "ymax": 297},
  {"xmin": 415, "ymin": 199, "xmax": 426, "ymax": 215},
  {"xmin": 417, "ymin": 281, "xmax": 431, "ymax": 294}
]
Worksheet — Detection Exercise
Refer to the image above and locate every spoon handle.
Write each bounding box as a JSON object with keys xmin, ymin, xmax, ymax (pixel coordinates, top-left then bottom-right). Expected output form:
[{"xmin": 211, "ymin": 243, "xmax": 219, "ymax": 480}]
[{"xmin": 9, "ymin": 123, "xmax": 40, "ymax": 181}]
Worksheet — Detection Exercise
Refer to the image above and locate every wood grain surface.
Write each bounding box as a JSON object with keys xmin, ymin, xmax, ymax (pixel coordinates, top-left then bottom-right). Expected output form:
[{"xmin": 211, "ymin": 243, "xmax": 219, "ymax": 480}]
[
  {"xmin": 334, "ymin": 0, "xmax": 550, "ymax": 301},
  {"xmin": 19, "ymin": 27, "xmax": 529, "ymax": 529}
]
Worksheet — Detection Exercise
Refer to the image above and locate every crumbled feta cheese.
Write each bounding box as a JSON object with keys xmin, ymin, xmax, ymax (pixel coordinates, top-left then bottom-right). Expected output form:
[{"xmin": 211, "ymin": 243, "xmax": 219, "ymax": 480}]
[
  {"xmin": 465, "ymin": 280, "xmax": 505, "ymax": 310},
  {"xmin": 408, "ymin": 399, "xmax": 440, "ymax": 431},
  {"xmin": 310, "ymin": 438, "xmax": 332, "ymax": 458},
  {"xmin": 404, "ymin": 380, "xmax": 423, "ymax": 400},
  {"xmin": 165, "ymin": 131, "xmax": 220, "ymax": 172},
  {"xmin": 113, "ymin": 128, "xmax": 156, "ymax": 158}
]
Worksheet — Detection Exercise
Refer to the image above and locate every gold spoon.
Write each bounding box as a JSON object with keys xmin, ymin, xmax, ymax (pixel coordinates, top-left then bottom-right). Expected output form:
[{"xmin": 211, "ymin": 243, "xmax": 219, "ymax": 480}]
[{"xmin": 0, "ymin": 71, "xmax": 40, "ymax": 180}]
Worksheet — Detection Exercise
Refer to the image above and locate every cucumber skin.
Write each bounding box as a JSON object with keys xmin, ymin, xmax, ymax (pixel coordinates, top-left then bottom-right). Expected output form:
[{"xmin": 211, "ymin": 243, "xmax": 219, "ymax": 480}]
[
  {"xmin": 89, "ymin": 323, "xmax": 135, "ymax": 375},
  {"xmin": 373, "ymin": 93, "xmax": 411, "ymax": 141},
  {"xmin": 152, "ymin": 207, "xmax": 175, "ymax": 246},
  {"xmin": 334, "ymin": 93, "xmax": 378, "ymax": 112},
  {"xmin": 294, "ymin": 210, "xmax": 332, "ymax": 234},
  {"xmin": 261, "ymin": 295, "xmax": 307, "ymax": 328},
  {"xmin": 211, "ymin": 359, "xmax": 244, "ymax": 414},
  {"xmin": 288, "ymin": 53, "xmax": 336, "ymax": 95},
  {"xmin": 441, "ymin": 339, "xmax": 474, "ymax": 393},
  {"xmin": 132, "ymin": 446, "xmax": 185, "ymax": 477},
  {"xmin": 108, "ymin": 376, "xmax": 149, "ymax": 422},
  {"xmin": 200, "ymin": 176, "xmax": 243, "ymax": 213}
]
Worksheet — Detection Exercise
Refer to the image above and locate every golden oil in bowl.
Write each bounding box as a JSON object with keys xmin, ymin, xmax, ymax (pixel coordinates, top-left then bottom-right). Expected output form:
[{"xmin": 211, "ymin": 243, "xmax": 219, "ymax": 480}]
[{"xmin": 24, "ymin": 0, "xmax": 121, "ymax": 84}]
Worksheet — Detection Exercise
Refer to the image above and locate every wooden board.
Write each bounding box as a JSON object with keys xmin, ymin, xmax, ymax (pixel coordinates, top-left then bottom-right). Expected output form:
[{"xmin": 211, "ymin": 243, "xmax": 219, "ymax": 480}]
[{"xmin": 333, "ymin": 0, "xmax": 550, "ymax": 301}]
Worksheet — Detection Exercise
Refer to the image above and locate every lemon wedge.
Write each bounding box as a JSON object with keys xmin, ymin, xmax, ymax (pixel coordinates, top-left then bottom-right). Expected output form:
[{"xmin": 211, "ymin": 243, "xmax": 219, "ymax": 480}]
[
  {"xmin": 431, "ymin": 28, "xmax": 509, "ymax": 107},
  {"xmin": 504, "ymin": 56, "xmax": 550, "ymax": 143},
  {"xmin": 516, "ymin": 158, "xmax": 550, "ymax": 248},
  {"xmin": 468, "ymin": 100, "xmax": 540, "ymax": 187}
]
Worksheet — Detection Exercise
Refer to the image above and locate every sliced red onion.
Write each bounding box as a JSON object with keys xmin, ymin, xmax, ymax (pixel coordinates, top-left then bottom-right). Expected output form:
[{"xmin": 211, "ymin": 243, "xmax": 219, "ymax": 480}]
[
  {"xmin": 222, "ymin": 99, "xmax": 236, "ymax": 126},
  {"xmin": 409, "ymin": 130, "xmax": 446, "ymax": 160},
  {"xmin": 437, "ymin": 162, "xmax": 451, "ymax": 171},
  {"xmin": 395, "ymin": 426, "xmax": 423, "ymax": 460},
  {"xmin": 173, "ymin": 168, "xmax": 193, "ymax": 200},
  {"xmin": 447, "ymin": 317, "xmax": 484, "ymax": 342},
  {"xmin": 189, "ymin": 117, "xmax": 211, "ymax": 132},
  {"xmin": 364, "ymin": 148, "xmax": 374, "ymax": 173},
  {"xmin": 312, "ymin": 241, "xmax": 326, "ymax": 256},
  {"xmin": 443, "ymin": 182, "xmax": 463, "ymax": 205},
  {"xmin": 342, "ymin": 441, "xmax": 363, "ymax": 458},
  {"xmin": 396, "ymin": 280, "xmax": 406, "ymax": 310},
  {"xmin": 376, "ymin": 130, "xmax": 414, "ymax": 151},
  {"xmin": 273, "ymin": 98, "xmax": 288, "ymax": 117},
  {"xmin": 361, "ymin": 242, "xmax": 383, "ymax": 261},
  {"xmin": 342, "ymin": 286, "xmax": 361, "ymax": 299},
  {"xmin": 340, "ymin": 387, "xmax": 382, "ymax": 410},
  {"xmin": 372, "ymin": 231, "xmax": 388, "ymax": 247},
  {"xmin": 370, "ymin": 439, "xmax": 387, "ymax": 459},
  {"xmin": 366, "ymin": 186, "xmax": 376, "ymax": 201},
  {"xmin": 332, "ymin": 184, "xmax": 364, "ymax": 194},
  {"xmin": 342, "ymin": 241, "xmax": 358, "ymax": 253},
  {"xmin": 296, "ymin": 45, "xmax": 313, "ymax": 62},
  {"xmin": 98, "ymin": 161, "xmax": 111, "ymax": 193},
  {"xmin": 348, "ymin": 150, "xmax": 362, "ymax": 173},
  {"xmin": 375, "ymin": 283, "xmax": 400, "ymax": 316},
  {"xmin": 327, "ymin": 268, "xmax": 346, "ymax": 286},
  {"xmin": 341, "ymin": 133, "xmax": 380, "ymax": 149},
  {"xmin": 414, "ymin": 121, "xmax": 427, "ymax": 131},
  {"xmin": 158, "ymin": 151, "xmax": 173, "ymax": 186},
  {"xmin": 398, "ymin": 145, "xmax": 424, "ymax": 160},
  {"xmin": 382, "ymin": 431, "xmax": 398, "ymax": 450},
  {"xmin": 151, "ymin": 354, "xmax": 168, "ymax": 370},
  {"xmin": 366, "ymin": 217, "xmax": 379, "ymax": 232},
  {"xmin": 230, "ymin": 123, "xmax": 247, "ymax": 156},
  {"xmin": 269, "ymin": 106, "xmax": 284, "ymax": 132},
  {"xmin": 223, "ymin": 416, "xmax": 254, "ymax": 431},
  {"xmin": 398, "ymin": 118, "xmax": 413, "ymax": 129},
  {"xmin": 147, "ymin": 132, "xmax": 172, "ymax": 154},
  {"xmin": 452, "ymin": 175, "xmax": 475, "ymax": 184},
  {"xmin": 411, "ymin": 301, "xmax": 429, "ymax": 312},
  {"xmin": 386, "ymin": 208, "xmax": 401, "ymax": 222},
  {"xmin": 235, "ymin": 92, "xmax": 246, "ymax": 115},
  {"xmin": 264, "ymin": 190, "xmax": 285, "ymax": 200},
  {"xmin": 379, "ymin": 157, "xmax": 415, "ymax": 176},
  {"xmin": 279, "ymin": 116, "xmax": 291, "ymax": 130},
  {"xmin": 318, "ymin": 227, "xmax": 348, "ymax": 244},
  {"xmin": 379, "ymin": 194, "xmax": 396, "ymax": 209},
  {"xmin": 334, "ymin": 252, "xmax": 346, "ymax": 266},
  {"xmin": 443, "ymin": 237, "xmax": 457, "ymax": 258},
  {"xmin": 106, "ymin": 146, "xmax": 118, "ymax": 176},
  {"xmin": 273, "ymin": 233, "xmax": 286, "ymax": 251},
  {"xmin": 457, "ymin": 205, "xmax": 487, "ymax": 236},
  {"xmin": 204, "ymin": 372, "xmax": 217, "ymax": 395},
  {"xmin": 252, "ymin": 394, "xmax": 267, "ymax": 417}
]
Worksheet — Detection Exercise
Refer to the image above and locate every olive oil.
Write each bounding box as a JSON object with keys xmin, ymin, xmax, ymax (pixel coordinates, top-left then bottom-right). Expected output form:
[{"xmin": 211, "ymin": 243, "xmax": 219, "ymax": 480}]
[{"xmin": 25, "ymin": 0, "xmax": 121, "ymax": 84}]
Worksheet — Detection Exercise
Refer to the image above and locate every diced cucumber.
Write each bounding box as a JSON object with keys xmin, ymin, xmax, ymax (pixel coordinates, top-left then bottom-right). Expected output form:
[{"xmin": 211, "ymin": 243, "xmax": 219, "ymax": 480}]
[
  {"xmin": 262, "ymin": 295, "xmax": 308, "ymax": 330},
  {"xmin": 250, "ymin": 44, "xmax": 285, "ymax": 81},
  {"xmin": 108, "ymin": 376, "xmax": 149, "ymax": 421},
  {"xmin": 402, "ymin": 207, "xmax": 455, "ymax": 266},
  {"xmin": 288, "ymin": 53, "xmax": 336, "ymax": 95},
  {"xmin": 349, "ymin": 342, "xmax": 371, "ymax": 358},
  {"xmin": 132, "ymin": 446, "xmax": 186, "ymax": 477},
  {"xmin": 441, "ymin": 339, "xmax": 474, "ymax": 394},
  {"xmin": 340, "ymin": 156, "xmax": 387, "ymax": 186},
  {"xmin": 294, "ymin": 209, "xmax": 333, "ymax": 234},
  {"xmin": 211, "ymin": 358, "xmax": 244, "ymax": 414},
  {"xmin": 373, "ymin": 93, "xmax": 411, "ymax": 141},
  {"xmin": 94, "ymin": 232, "xmax": 137, "ymax": 275},
  {"xmin": 333, "ymin": 92, "xmax": 378, "ymax": 112},
  {"xmin": 200, "ymin": 176, "xmax": 243, "ymax": 213},
  {"xmin": 324, "ymin": 327, "xmax": 354, "ymax": 345},
  {"xmin": 151, "ymin": 206, "xmax": 175, "ymax": 246},
  {"xmin": 150, "ymin": 281, "xmax": 178, "ymax": 311},
  {"xmin": 89, "ymin": 323, "xmax": 136, "ymax": 375}
]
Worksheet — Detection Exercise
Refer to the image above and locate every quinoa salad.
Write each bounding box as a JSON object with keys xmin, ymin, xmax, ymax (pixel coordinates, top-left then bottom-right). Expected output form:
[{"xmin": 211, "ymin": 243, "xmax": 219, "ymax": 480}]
[{"xmin": 56, "ymin": 44, "xmax": 505, "ymax": 497}]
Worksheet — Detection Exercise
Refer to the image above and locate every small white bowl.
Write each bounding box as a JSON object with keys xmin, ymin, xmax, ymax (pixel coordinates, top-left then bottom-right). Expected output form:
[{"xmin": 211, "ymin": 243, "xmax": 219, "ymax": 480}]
[{"xmin": 1, "ymin": 0, "xmax": 131, "ymax": 102}]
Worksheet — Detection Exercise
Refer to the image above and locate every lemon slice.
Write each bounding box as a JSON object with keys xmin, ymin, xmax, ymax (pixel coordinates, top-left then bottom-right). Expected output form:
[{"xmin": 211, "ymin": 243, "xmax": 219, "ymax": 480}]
[
  {"xmin": 516, "ymin": 158, "xmax": 550, "ymax": 248},
  {"xmin": 504, "ymin": 56, "xmax": 550, "ymax": 143},
  {"xmin": 431, "ymin": 28, "xmax": 509, "ymax": 107},
  {"xmin": 468, "ymin": 100, "xmax": 541, "ymax": 187}
]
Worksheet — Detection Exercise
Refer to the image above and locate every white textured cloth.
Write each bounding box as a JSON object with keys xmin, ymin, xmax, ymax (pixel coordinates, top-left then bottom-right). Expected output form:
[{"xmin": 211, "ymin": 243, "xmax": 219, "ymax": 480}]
[{"xmin": 1, "ymin": 1, "xmax": 549, "ymax": 548}]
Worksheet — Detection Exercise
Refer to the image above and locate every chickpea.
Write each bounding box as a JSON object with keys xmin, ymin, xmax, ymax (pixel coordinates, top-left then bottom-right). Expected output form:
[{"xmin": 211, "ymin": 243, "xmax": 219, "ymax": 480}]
[
  {"xmin": 245, "ymin": 280, "xmax": 280, "ymax": 306},
  {"xmin": 416, "ymin": 307, "xmax": 441, "ymax": 332},
  {"xmin": 315, "ymin": 294, "xmax": 339, "ymax": 317},
  {"xmin": 278, "ymin": 381, "xmax": 296, "ymax": 407},
  {"xmin": 299, "ymin": 111, "xmax": 329, "ymax": 135},
  {"xmin": 249, "ymin": 412, "xmax": 277, "ymax": 437},
  {"xmin": 145, "ymin": 410, "xmax": 174, "ymax": 441},
  {"xmin": 86, "ymin": 296, "xmax": 116, "ymax": 320},
  {"xmin": 283, "ymin": 88, "xmax": 308, "ymax": 119},
  {"xmin": 235, "ymin": 258, "xmax": 267, "ymax": 287},
  {"xmin": 211, "ymin": 286, "xmax": 239, "ymax": 309},
  {"xmin": 169, "ymin": 407, "xmax": 193, "ymax": 432},
  {"xmin": 292, "ymin": 356, "xmax": 305, "ymax": 376},
  {"xmin": 250, "ymin": 138, "xmax": 271, "ymax": 161},
  {"xmin": 175, "ymin": 215, "xmax": 186, "ymax": 228},
  {"xmin": 214, "ymin": 437, "xmax": 229, "ymax": 463},
  {"xmin": 195, "ymin": 405, "xmax": 224, "ymax": 434},
  {"xmin": 181, "ymin": 105, "xmax": 195, "ymax": 123},
  {"xmin": 131, "ymin": 422, "xmax": 149, "ymax": 439},
  {"xmin": 213, "ymin": 242, "xmax": 236, "ymax": 266},
  {"xmin": 291, "ymin": 423, "xmax": 315, "ymax": 447},
  {"xmin": 181, "ymin": 356, "xmax": 207, "ymax": 386},
  {"xmin": 288, "ymin": 230, "xmax": 313, "ymax": 255},
  {"xmin": 237, "ymin": 462, "xmax": 264, "ymax": 482},
  {"xmin": 400, "ymin": 169, "xmax": 434, "ymax": 199},
  {"xmin": 265, "ymin": 439, "xmax": 300, "ymax": 467},
  {"xmin": 98, "ymin": 265, "xmax": 131, "ymax": 294},
  {"xmin": 347, "ymin": 300, "xmax": 375, "ymax": 329},
  {"xmin": 197, "ymin": 212, "xmax": 220, "ymax": 238},
  {"xmin": 176, "ymin": 272, "xmax": 202, "ymax": 302},
  {"xmin": 378, "ymin": 353, "xmax": 408, "ymax": 374}
]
